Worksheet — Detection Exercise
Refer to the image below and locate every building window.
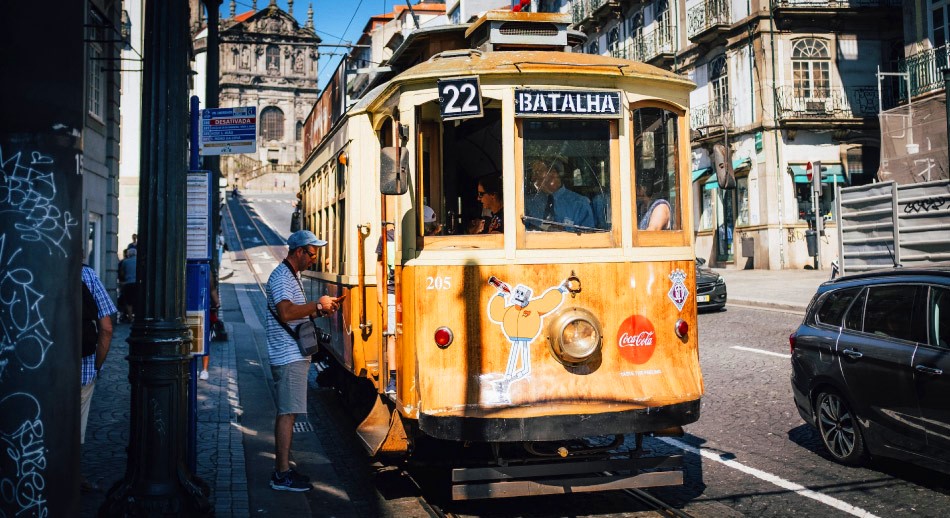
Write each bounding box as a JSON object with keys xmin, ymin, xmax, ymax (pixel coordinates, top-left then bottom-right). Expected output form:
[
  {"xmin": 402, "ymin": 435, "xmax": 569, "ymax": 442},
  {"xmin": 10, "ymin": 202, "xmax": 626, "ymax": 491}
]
[
  {"xmin": 736, "ymin": 176, "xmax": 749, "ymax": 226},
  {"xmin": 792, "ymin": 38, "xmax": 830, "ymax": 99},
  {"xmin": 845, "ymin": 146, "xmax": 879, "ymax": 187},
  {"xmin": 608, "ymin": 27, "xmax": 621, "ymax": 57},
  {"xmin": 266, "ymin": 45, "xmax": 280, "ymax": 72},
  {"xmin": 587, "ymin": 38, "xmax": 599, "ymax": 55},
  {"xmin": 87, "ymin": 10, "xmax": 105, "ymax": 121},
  {"xmin": 932, "ymin": 1, "xmax": 949, "ymax": 47},
  {"xmin": 296, "ymin": 120, "xmax": 304, "ymax": 141},
  {"xmin": 260, "ymin": 107, "xmax": 284, "ymax": 141},
  {"xmin": 700, "ymin": 186, "xmax": 714, "ymax": 231},
  {"xmin": 709, "ymin": 55, "xmax": 729, "ymax": 125}
]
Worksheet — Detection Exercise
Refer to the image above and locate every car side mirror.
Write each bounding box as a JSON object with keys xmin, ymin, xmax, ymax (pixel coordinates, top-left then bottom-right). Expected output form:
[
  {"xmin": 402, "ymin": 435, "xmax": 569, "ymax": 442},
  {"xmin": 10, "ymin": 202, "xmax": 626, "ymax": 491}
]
[{"xmin": 380, "ymin": 147, "xmax": 409, "ymax": 195}]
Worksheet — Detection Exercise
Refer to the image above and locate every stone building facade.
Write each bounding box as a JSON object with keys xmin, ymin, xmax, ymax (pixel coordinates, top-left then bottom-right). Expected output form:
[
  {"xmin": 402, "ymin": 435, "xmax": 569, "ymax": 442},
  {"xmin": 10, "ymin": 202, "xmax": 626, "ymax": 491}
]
[
  {"xmin": 198, "ymin": 1, "xmax": 321, "ymax": 192},
  {"xmin": 569, "ymin": 0, "xmax": 902, "ymax": 270}
]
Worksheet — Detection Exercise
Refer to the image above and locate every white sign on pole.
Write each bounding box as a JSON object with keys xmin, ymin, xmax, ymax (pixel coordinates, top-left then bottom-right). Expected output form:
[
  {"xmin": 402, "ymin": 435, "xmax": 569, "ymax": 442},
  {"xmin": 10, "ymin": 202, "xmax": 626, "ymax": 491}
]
[
  {"xmin": 200, "ymin": 106, "xmax": 257, "ymax": 156},
  {"xmin": 186, "ymin": 172, "xmax": 210, "ymax": 260}
]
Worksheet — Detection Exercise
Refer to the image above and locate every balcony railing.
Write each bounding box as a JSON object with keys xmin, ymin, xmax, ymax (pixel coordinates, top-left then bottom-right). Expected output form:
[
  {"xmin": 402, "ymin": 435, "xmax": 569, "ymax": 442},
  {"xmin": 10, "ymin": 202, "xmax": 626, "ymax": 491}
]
[
  {"xmin": 691, "ymin": 97, "xmax": 734, "ymax": 129},
  {"xmin": 771, "ymin": 0, "xmax": 900, "ymax": 8},
  {"xmin": 571, "ymin": 0, "xmax": 608, "ymax": 26},
  {"xmin": 773, "ymin": 86, "xmax": 879, "ymax": 120},
  {"xmin": 687, "ymin": 0, "xmax": 731, "ymax": 41},
  {"xmin": 897, "ymin": 44, "xmax": 950, "ymax": 100},
  {"xmin": 623, "ymin": 22, "xmax": 675, "ymax": 63}
]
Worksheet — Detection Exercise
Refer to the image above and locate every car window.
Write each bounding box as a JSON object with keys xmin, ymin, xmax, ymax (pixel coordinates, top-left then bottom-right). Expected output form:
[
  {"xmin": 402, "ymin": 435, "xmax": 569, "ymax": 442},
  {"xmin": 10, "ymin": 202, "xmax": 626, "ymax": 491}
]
[
  {"xmin": 930, "ymin": 286, "xmax": 950, "ymax": 349},
  {"xmin": 863, "ymin": 285, "xmax": 922, "ymax": 342},
  {"xmin": 843, "ymin": 288, "xmax": 867, "ymax": 332},
  {"xmin": 815, "ymin": 287, "xmax": 860, "ymax": 327}
]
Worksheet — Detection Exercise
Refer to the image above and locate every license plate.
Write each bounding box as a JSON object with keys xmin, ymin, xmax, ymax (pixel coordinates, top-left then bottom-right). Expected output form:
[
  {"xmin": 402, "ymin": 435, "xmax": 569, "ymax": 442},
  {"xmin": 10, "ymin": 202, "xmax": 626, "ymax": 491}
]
[{"xmin": 697, "ymin": 295, "xmax": 711, "ymax": 302}]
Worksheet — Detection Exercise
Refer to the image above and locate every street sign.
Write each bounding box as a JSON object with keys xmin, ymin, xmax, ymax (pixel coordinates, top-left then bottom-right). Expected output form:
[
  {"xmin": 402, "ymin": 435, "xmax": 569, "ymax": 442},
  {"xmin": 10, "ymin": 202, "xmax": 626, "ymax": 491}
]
[
  {"xmin": 805, "ymin": 161, "xmax": 813, "ymax": 182},
  {"xmin": 199, "ymin": 106, "xmax": 257, "ymax": 156}
]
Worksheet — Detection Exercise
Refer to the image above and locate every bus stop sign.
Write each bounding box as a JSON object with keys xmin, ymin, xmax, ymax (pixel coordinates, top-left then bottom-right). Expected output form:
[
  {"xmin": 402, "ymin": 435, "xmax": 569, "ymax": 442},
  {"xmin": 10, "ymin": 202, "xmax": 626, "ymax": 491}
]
[{"xmin": 200, "ymin": 106, "xmax": 257, "ymax": 156}]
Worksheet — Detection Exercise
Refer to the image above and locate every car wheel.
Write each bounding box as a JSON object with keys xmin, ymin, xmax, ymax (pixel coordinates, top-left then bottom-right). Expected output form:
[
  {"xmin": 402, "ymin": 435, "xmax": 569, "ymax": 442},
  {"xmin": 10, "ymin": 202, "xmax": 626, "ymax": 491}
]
[{"xmin": 815, "ymin": 390, "xmax": 867, "ymax": 466}]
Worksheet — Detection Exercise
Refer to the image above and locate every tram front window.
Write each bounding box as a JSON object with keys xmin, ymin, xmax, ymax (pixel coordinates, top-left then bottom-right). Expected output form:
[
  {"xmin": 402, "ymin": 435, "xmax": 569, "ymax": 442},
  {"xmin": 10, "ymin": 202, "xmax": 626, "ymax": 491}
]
[{"xmin": 522, "ymin": 120, "xmax": 611, "ymax": 233}]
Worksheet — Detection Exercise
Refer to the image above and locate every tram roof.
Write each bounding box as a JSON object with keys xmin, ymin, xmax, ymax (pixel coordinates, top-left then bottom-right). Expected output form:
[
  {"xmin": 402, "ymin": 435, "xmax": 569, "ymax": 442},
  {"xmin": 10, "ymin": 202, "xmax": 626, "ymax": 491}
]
[{"xmin": 356, "ymin": 50, "xmax": 694, "ymax": 113}]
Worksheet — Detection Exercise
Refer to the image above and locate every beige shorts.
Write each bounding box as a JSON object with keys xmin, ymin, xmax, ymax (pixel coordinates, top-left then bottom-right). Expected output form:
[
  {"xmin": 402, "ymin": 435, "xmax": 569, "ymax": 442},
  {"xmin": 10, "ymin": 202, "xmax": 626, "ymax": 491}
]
[{"xmin": 271, "ymin": 360, "xmax": 310, "ymax": 415}]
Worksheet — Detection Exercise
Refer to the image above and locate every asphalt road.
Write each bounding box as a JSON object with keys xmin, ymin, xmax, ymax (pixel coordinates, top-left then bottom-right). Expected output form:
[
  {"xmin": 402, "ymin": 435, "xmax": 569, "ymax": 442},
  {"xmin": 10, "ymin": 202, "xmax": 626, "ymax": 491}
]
[{"xmin": 645, "ymin": 307, "xmax": 950, "ymax": 517}]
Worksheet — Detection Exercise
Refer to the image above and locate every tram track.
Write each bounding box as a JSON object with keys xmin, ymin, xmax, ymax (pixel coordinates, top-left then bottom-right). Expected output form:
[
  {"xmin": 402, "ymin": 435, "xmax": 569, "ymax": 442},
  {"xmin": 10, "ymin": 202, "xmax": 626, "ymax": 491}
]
[{"xmin": 222, "ymin": 194, "xmax": 287, "ymax": 296}]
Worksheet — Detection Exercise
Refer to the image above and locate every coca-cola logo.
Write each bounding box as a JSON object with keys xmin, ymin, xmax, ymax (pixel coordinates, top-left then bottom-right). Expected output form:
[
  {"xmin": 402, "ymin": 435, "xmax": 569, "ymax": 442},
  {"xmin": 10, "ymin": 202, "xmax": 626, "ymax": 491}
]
[
  {"xmin": 616, "ymin": 315, "xmax": 656, "ymax": 364},
  {"xmin": 619, "ymin": 331, "xmax": 655, "ymax": 347}
]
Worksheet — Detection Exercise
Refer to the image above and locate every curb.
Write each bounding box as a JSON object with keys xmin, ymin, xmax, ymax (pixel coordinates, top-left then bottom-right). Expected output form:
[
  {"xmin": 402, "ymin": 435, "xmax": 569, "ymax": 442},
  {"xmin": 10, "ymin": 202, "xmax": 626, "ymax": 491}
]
[{"xmin": 726, "ymin": 297, "xmax": 807, "ymax": 316}]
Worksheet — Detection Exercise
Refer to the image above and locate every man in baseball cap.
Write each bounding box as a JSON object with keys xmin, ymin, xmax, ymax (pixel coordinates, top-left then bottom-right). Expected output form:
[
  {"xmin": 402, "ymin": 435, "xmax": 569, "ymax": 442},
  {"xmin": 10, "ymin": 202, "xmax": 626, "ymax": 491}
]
[{"xmin": 265, "ymin": 229, "xmax": 335, "ymax": 491}]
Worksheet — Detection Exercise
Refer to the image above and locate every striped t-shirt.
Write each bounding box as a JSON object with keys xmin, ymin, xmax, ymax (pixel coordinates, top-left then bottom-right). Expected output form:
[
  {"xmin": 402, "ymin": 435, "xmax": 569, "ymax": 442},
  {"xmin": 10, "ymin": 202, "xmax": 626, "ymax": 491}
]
[{"xmin": 265, "ymin": 262, "xmax": 309, "ymax": 366}]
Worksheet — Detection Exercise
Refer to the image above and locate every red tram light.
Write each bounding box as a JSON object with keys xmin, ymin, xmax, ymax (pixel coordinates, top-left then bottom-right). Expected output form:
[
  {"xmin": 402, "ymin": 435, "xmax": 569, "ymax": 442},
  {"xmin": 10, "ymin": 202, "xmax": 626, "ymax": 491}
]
[
  {"xmin": 674, "ymin": 319, "xmax": 688, "ymax": 339},
  {"xmin": 434, "ymin": 327, "xmax": 453, "ymax": 348}
]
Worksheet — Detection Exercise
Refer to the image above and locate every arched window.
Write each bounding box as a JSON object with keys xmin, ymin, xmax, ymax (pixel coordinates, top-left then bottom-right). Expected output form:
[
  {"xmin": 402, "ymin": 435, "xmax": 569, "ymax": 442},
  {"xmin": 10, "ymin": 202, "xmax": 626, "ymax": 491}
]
[
  {"xmin": 792, "ymin": 39, "xmax": 830, "ymax": 98},
  {"xmin": 260, "ymin": 107, "xmax": 284, "ymax": 141},
  {"xmin": 295, "ymin": 120, "xmax": 304, "ymax": 141},
  {"xmin": 710, "ymin": 55, "xmax": 729, "ymax": 124},
  {"xmin": 266, "ymin": 45, "xmax": 280, "ymax": 72}
]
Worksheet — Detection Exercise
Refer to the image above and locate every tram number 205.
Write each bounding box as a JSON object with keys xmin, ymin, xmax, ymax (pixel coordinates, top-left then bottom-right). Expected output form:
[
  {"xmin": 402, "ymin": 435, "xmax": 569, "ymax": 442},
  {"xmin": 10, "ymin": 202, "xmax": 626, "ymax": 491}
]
[
  {"xmin": 437, "ymin": 77, "xmax": 482, "ymax": 120},
  {"xmin": 426, "ymin": 276, "xmax": 453, "ymax": 290}
]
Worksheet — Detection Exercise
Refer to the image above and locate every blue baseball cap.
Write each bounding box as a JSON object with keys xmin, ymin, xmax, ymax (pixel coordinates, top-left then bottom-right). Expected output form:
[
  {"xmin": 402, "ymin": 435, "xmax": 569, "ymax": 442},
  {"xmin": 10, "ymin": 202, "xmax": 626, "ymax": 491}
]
[{"xmin": 287, "ymin": 230, "xmax": 327, "ymax": 250}]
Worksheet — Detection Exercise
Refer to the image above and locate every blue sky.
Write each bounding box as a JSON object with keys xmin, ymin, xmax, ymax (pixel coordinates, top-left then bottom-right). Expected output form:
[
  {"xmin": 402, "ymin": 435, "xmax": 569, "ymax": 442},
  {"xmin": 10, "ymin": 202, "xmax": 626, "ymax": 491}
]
[{"xmin": 222, "ymin": 0, "xmax": 397, "ymax": 90}]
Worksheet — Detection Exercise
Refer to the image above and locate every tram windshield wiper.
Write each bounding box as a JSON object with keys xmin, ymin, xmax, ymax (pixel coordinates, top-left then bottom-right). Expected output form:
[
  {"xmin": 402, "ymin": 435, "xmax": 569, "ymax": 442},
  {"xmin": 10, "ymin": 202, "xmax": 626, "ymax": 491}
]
[{"xmin": 521, "ymin": 215, "xmax": 604, "ymax": 234}]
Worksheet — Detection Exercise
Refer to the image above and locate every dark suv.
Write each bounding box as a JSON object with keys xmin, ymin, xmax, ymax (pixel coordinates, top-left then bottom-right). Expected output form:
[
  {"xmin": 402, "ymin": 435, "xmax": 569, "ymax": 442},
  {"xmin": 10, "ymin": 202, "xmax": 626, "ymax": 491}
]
[{"xmin": 790, "ymin": 267, "xmax": 950, "ymax": 473}]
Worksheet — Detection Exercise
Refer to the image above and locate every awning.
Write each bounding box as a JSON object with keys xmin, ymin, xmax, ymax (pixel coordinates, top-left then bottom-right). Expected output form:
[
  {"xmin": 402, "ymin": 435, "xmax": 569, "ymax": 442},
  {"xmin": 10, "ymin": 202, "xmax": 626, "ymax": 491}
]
[
  {"xmin": 788, "ymin": 164, "xmax": 847, "ymax": 184},
  {"xmin": 691, "ymin": 167, "xmax": 711, "ymax": 182},
  {"xmin": 691, "ymin": 158, "xmax": 751, "ymax": 184}
]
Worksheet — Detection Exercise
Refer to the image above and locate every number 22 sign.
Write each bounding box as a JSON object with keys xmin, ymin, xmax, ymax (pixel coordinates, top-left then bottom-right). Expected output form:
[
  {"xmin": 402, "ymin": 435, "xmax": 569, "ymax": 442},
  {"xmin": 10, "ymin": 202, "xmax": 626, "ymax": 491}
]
[{"xmin": 437, "ymin": 77, "xmax": 483, "ymax": 121}]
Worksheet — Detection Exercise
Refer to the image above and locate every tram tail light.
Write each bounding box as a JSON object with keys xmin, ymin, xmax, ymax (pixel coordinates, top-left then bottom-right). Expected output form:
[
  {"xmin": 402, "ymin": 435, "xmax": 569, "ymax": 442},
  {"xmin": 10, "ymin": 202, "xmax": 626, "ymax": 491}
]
[
  {"xmin": 434, "ymin": 326, "xmax": 453, "ymax": 348},
  {"xmin": 674, "ymin": 319, "xmax": 688, "ymax": 339}
]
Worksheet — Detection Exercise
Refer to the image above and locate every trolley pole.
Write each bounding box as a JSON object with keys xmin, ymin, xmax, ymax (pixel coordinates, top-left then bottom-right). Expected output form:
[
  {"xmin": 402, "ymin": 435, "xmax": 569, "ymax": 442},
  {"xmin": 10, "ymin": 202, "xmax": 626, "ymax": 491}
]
[{"xmin": 102, "ymin": 0, "xmax": 211, "ymax": 514}]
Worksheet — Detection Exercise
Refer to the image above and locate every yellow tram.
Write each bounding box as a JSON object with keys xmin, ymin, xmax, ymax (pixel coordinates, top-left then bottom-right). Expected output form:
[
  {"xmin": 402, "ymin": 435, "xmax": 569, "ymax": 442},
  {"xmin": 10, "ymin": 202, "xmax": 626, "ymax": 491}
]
[{"xmin": 298, "ymin": 11, "xmax": 703, "ymax": 499}]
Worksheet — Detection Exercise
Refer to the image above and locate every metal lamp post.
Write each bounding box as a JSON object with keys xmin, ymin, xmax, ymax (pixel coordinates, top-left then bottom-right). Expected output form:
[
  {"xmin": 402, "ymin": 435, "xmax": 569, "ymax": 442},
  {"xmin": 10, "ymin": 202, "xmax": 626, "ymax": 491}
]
[{"xmin": 102, "ymin": 0, "xmax": 211, "ymax": 514}]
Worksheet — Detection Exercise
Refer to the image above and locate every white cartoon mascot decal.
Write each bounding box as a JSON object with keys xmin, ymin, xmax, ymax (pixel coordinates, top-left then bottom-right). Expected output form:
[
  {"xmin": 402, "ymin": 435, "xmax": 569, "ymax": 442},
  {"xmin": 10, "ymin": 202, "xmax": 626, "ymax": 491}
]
[{"xmin": 483, "ymin": 276, "xmax": 567, "ymax": 404}]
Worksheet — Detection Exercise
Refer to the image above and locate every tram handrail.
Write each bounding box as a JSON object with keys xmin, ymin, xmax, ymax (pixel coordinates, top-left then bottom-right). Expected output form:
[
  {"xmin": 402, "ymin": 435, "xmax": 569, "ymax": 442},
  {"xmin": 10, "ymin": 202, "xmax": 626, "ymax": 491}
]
[{"xmin": 357, "ymin": 223, "xmax": 372, "ymax": 337}]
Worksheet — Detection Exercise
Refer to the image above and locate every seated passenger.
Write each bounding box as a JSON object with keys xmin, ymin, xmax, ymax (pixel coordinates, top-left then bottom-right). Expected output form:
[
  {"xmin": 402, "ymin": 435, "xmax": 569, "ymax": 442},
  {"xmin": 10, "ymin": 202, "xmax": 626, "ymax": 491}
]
[
  {"xmin": 590, "ymin": 192, "xmax": 609, "ymax": 230},
  {"xmin": 470, "ymin": 174, "xmax": 503, "ymax": 234},
  {"xmin": 525, "ymin": 159, "xmax": 595, "ymax": 230},
  {"xmin": 423, "ymin": 205, "xmax": 442, "ymax": 236},
  {"xmin": 636, "ymin": 184, "xmax": 671, "ymax": 231}
]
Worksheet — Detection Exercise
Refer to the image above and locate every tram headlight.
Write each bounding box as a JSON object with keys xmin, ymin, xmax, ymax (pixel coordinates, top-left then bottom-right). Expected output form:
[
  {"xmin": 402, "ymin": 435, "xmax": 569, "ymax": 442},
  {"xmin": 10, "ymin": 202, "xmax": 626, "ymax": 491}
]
[{"xmin": 547, "ymin": 308, "xmax": 602, "ymax": 365}]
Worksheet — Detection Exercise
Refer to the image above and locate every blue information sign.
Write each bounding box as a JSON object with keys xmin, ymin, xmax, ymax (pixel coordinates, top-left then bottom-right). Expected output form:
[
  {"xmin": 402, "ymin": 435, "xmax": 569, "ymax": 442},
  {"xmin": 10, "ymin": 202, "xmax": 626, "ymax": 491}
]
[{"xmin": 199, "ymin": 106, "xmax": 257, "ymax": 155}]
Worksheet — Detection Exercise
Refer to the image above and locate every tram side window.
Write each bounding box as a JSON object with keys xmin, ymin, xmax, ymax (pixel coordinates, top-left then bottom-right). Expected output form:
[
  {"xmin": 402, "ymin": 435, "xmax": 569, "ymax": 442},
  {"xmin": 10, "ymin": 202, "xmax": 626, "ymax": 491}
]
[
  {"xmin": 420, "ymin": 105, "xmax": 503, "ymax": 236},
  {"xmin": 632, "ymin": 107, "xmax": 680, "ymax": 231},
  {"xmin": 522, "ymin": 119, "xmax": 611, "ymax": 233}
]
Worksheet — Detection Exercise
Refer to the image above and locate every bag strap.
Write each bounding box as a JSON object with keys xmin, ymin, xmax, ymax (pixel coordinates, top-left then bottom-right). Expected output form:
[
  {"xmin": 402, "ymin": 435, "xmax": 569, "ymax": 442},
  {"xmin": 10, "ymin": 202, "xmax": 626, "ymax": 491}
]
[{"xmin": 267, "ymin": 260, "xmax": 311, "ymax": 340}]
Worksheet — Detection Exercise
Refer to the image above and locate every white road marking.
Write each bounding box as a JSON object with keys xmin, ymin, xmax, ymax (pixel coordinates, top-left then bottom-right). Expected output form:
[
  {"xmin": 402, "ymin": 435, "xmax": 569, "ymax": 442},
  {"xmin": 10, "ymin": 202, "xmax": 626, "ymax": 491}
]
[
  {"xmin": 732, "ymin": 346, "xmax": 791, "ymax": 359},
  {"xmin": 657, "ymin": 437, "xmax": 880, "ymax": 518},
  {"xmin": 252, "ymin": 263, "xmax": 261, "ymax": 274}
]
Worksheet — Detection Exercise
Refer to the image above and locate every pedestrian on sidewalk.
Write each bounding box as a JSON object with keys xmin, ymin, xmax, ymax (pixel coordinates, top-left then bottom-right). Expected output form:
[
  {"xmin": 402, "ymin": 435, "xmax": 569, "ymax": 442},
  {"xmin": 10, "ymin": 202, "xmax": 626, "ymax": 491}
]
[
  {"xmin": 80, "ymin": 264, "xmax": 116, "ymax": 491},
  {"xmin": 265, "ymin": 230, "xmax": 339, "ymax": 492}
]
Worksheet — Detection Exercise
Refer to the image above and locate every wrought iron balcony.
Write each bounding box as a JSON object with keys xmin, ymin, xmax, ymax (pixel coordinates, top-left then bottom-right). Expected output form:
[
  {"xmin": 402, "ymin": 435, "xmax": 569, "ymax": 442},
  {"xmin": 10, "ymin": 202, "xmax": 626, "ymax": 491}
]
[
  {"xmin": 773, "ymin": 86, "xmax": 879, "ymax": 121},
  {"xmin": 641, "ymin": 23, "xmax": 675, "ymax": 65},
  {"xmin": 690, "ymin": 97, "xmax": 734, "ymax": 129},
  {"xmin": 571, "ymin": 0, "xmax": 623, "ymax": 29},
  {"xmin": 771, "ymin": 0, "xmax": 900, "ymax": 8},
  {"xmin": 687, "ymin": 0, "xmax": 731, "ymax": 43},
  {"xmin": 896, "ymin": 44, "xmax": 950, "ymax": 100}
]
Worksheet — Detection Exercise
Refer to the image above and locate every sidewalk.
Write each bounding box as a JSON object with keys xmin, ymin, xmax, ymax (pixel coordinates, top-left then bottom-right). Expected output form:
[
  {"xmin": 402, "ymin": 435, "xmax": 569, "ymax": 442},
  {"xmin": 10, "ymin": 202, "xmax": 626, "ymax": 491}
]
[
  {"xmin": 714, "ymin": 266, "xmax": 832, "ymax": 314},
  {"xmin": 80, "ymin": 255, "xmax": 361, "ymax": 517}
]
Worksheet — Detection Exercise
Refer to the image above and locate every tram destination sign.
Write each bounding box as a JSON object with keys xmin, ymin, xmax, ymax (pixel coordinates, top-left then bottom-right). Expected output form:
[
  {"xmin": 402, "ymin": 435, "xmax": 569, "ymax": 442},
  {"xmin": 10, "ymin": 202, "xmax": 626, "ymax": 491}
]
[
  {"xmin": 437, "ymin": 77, "xmax": 483, "ymax": 120},
  {"xmin": 515, "ymin": 89, "xmax": 621, "ymax": 118},
  {"xmin": 200, "ymin": 106, "xmax": 257, "ymax": 156}
]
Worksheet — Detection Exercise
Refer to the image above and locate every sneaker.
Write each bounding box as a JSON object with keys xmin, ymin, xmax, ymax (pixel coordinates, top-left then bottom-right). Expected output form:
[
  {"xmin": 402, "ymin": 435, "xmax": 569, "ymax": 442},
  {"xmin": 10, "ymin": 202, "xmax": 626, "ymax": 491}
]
[
  {"xmin": 286, "ymin": 468, "xmax": 310, "ymax": 483},
  {"xmin": 385, "ymin": 376, "xmax": 396, "ymax": 395},
  {"xmin": 270, "ymin": 469, "xmax": 312, "ymax": 492},
  {"xmin": 199, "ymin": 370, "xmax": 209, "ymax": 381}
]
